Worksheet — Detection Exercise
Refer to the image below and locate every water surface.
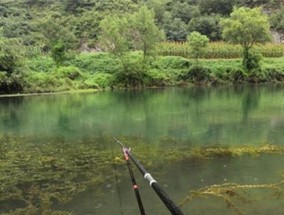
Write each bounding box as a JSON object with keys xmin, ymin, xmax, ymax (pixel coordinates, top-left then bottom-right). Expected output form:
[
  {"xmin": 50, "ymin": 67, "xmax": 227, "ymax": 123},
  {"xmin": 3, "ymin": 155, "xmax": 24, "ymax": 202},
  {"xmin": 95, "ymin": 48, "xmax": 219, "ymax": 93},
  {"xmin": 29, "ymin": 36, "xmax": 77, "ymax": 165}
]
[{"xmin": 0, "ymin": 85, "xmax": 284, "ymax": 214}]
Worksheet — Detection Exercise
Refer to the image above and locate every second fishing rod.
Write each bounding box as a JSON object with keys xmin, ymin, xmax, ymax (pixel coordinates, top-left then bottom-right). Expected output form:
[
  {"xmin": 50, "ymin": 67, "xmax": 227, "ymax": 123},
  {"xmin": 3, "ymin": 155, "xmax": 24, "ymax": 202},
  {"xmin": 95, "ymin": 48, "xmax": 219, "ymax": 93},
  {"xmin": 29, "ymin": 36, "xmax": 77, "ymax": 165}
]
[{"xmin": 114, "ymin": 138, "xmax": 184, "ymax": 215}]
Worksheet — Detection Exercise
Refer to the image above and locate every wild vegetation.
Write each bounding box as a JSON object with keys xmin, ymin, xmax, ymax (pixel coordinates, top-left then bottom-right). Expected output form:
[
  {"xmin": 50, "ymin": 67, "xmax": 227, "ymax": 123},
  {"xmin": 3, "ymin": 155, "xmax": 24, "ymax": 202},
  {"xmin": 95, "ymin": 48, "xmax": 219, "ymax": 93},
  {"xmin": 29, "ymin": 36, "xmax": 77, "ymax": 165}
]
[{"xmin": 0, "ymin": 0, "xmax": 284, "ymax": 93}]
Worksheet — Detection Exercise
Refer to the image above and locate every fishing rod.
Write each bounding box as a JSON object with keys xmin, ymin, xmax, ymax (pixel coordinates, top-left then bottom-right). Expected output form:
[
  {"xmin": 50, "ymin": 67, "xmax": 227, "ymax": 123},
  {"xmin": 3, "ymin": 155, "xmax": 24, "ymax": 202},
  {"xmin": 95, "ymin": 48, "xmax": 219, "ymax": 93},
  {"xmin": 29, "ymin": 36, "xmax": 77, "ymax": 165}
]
[
  {"xmin": 113, "ymin": 138, "xmax": 184, "ymax": 215},
  {"xmin": 121, "ymin": 144, "xmax": 146, "ymax": 215}
]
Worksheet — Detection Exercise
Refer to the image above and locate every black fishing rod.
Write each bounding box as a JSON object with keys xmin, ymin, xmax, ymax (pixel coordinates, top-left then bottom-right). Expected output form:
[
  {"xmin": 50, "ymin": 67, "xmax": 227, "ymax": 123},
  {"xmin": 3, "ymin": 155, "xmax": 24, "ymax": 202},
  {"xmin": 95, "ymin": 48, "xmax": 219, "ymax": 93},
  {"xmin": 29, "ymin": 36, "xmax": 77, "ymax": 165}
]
[
  {"xmin": 121, "ymin": 145, "xmax": 146, "ymax": 215},
  {"xmin": 113, "ymin": 138, "xmax": 184, "ymax": 215}
]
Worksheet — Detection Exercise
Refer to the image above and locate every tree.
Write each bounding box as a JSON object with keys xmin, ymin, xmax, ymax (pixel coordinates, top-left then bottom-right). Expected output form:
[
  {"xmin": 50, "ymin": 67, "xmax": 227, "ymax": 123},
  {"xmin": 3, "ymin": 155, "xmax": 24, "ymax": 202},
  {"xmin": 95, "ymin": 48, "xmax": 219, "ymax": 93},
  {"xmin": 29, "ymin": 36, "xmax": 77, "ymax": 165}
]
[
  {"xmin": 188, "ymin": 15, "xmax": 222, "ymax": 41},
  {"xmin": 171, "ymin": 2, "xmax": 200, "ymax": 24},
  {"xmin": 187, "ymin": 31, "xmax": 209, "ymax": 63},
  {"xmin": 163, "ymin": 17, "xmax": 189, "ymax": 41},
  {"xmin": 221, "ymin": 7, "xmax": 271, "ymax": 70},
  {"xmin": 146, "ymin": 0, "xmax": 169, "ymax": 25},
  {"xmin": 198, "ymin": 0, "xmax": 237, "ymax": 15},
  {"xmin": 37, "ymin": 14, "xmax": 77, "ymax": 65},
  {"xmin": 99, "ymin": 7, "xmax": 164, "ymax": 87},
  {"xmin": 0, "ymin": 30, "xmax": 25, "ymax": 93},
  {"xmin": 72, "ymin": 10, "xmax": 102, "ymax": 48},
  {"xmin": 129, "ymin": 6, "xmax": 165, "ymax": 59},
  {"xmin": 99, "ymin": 15, "xmax": 130, "ymax": 58}
]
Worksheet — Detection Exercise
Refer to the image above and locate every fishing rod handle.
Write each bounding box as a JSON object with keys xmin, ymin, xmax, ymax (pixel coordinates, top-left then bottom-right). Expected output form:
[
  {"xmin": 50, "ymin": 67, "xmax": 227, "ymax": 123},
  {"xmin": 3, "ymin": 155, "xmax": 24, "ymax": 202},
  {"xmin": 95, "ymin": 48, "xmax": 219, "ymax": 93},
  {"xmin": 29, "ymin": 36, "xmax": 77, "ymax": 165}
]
[
  {"xmin": 127, "ymin": 151, "xmax": 184, "ymax": 215},
  {"xmin": 151, "ymin": 182, "xmax": 184, "ymax": 215}
]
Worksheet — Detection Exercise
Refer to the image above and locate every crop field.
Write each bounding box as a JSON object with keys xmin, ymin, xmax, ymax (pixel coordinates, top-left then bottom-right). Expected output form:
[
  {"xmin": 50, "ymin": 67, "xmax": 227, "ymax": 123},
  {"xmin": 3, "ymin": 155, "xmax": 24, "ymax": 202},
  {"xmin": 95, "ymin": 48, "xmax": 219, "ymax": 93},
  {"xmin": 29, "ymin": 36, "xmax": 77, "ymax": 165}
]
[{"xmin": 157, "ymin": 42, "xmax": 284, "ymax": 59}]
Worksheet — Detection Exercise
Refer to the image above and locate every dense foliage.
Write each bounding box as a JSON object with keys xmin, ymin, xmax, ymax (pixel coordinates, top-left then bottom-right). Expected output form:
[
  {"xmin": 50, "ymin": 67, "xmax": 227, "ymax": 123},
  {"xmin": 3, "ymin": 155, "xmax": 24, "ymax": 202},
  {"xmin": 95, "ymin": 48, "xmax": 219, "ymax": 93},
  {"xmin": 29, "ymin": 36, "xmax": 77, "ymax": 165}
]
[
  {"xmin": 0, "ymin": 0, "xmax": 284, "ymax": 93},
  {"xmin": 0, "ymin": 0, "xmax": 283, "ymax": 45}
]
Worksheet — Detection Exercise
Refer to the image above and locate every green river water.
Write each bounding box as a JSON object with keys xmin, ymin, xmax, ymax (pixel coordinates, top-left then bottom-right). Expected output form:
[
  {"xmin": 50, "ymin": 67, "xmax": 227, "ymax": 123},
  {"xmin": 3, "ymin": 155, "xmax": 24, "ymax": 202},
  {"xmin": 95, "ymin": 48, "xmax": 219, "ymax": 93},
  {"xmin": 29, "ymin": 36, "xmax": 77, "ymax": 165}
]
[{"xmin": 0, "ymin": 85, "xmax": 284, "ymax": 215}]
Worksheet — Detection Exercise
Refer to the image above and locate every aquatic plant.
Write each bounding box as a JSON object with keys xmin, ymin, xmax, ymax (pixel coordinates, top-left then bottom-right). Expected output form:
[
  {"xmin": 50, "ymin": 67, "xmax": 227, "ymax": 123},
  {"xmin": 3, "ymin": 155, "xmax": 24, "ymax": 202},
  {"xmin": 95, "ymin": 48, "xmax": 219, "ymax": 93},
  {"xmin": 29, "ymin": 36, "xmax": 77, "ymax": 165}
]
[
  {"xmin": 0, "ymin": 135, "xmax": 112, "ymax": 215},
  {"xmin": 181, "ymin": 181, "xmax": 284, "ymax": 215},
  {"xmin": 2, "ymin": 134, "xmax": 284, "ymax": 214}
]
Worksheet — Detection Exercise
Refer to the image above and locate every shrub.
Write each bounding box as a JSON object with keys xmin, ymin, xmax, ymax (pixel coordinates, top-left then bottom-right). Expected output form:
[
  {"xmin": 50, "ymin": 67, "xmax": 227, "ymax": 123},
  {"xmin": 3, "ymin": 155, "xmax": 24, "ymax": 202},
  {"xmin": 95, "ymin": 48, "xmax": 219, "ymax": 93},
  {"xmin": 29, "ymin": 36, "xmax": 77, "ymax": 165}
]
[
  {"xmin": 23, "ymin": 72, "xmax": 74, "ymax": 93},
  {"xmin": 55, "ymin": 66, "xmax": 82, "ymax": 80},
  {"xmin": 146, "ymin": 69, "xmax": 172, "ymax": 86},
  {"xmin": 265, "ymin": 68, "xmax": 284, "ymax": 82},
  {"xmin": 230, "ymin": 68, "xmax": 248, "ymax": 83},
  {"xmin": 84, "ymin": 73, "xmax": 113, "ymax": 89},
  {"xmin": 153, "ymin": 56, "xmax": 191, "ymax": 70},
  {"xmin": 243, "ymin": 49, "xmax": 262, "ymax": 71},
  {"xmin": 0, "ymin": 71, "xmax": 26, "ymax": 94},
  {"xmin": 179, "ymin": 65, "xmax": 211, "ymax": 84},
  {"xmin": 247, "ymin": 69, "xmax": 267, "ymax": 83},
  {"xmin": 71, "ymin": 52, "xmax": 122, "ymax": 74},
  {"xmin": 26, "ymin": 56, "xmax": 56, "ymax": 73}
]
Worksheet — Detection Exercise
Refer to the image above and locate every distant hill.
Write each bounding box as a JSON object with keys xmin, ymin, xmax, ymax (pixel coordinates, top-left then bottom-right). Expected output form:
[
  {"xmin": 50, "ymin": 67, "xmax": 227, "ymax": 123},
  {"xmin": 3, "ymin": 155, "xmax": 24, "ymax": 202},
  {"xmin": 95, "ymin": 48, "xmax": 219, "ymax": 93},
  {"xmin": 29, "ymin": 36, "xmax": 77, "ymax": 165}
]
[{"xmin": 0, "ymin": 0, "xmax": 283, "ymax": 49}]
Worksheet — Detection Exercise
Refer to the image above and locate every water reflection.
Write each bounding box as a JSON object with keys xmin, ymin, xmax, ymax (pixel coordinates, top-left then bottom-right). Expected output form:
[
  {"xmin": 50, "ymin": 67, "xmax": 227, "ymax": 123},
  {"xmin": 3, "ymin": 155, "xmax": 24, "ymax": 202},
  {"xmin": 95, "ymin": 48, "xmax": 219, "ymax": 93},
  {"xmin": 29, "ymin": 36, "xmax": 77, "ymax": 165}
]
[
  {"xmin": 0, "ymin": 86, "xmax": 284, "ymax": 145},
  {"xmin": 241, "ymin": 86, "xmax": 261, "ymax": 121}
]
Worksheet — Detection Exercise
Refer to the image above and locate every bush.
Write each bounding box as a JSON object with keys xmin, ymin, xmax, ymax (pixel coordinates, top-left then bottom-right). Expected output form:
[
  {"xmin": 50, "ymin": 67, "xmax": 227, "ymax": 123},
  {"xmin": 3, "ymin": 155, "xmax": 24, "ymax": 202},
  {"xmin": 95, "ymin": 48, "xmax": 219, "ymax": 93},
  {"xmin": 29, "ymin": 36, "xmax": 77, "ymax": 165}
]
[
  {"xmin": 84, "ymin": 73, "xmax": 113, "ymax": 89},
  {"xmin": 153, "ymin": 56, "xmax": 191, "ymax": 70},
  {"xmin": 230, "ymin": 68, "xmax": 248, "ymax": 83},
  {"xmin": 26, "ymin": 56, "xmax": 56, "ymax": 73},
  {"xmin": 71, "ymin": 52, "xmax": 122, "ymax": 74},
  {"xmin": 23, "ymin": 72, "xmax": 74, "ymax": 93},
  {"xmin": 179, "ymin": 65, "xmax": 211, "ymax": 84},
  {"xmin": 247, "ymin": 69, "xmax": 267, "ymax": 83},
  {"xmin": 0, "ymin": 71, "xmax": 26, "ymax": 94},
  {"xmin": 146, "ymin": 69, "xmax": 172, "ymax": 87},
  {"xmin": 243, "ymin": 49, "xmax": 262, "ymax": 71},
  {"xmin": 55, "ymin": 66, "xmax": 82, "ymax": 80},
  {"xmin": 112, "ymin": 52, "xmax": 151, "ymax": 88},
  {"xmin": 265, "ymin": 68, "xmax": 284, "ymax": 82}
]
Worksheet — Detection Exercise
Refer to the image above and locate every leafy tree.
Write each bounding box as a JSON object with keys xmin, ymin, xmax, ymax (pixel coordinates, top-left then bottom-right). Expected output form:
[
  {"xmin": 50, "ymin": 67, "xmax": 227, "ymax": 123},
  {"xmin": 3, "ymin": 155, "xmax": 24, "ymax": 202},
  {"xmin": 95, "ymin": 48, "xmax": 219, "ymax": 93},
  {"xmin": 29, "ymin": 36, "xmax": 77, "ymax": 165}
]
[
  {"xmin": 37, "ymin": 14, "xmax": 77, "ymax": 65},
  {"xmin": 171, "ymin": 2, "xmax": 200, "ymax": 24},
  {"xmin": 145, "ymin": 0, "xmax": 169, "ymax": 25},
  {"xmin": 187, "ymin": 31, "xmax": 209, "ymax": 63},
  {"xmin": 221, "ymin": 7, "xmax": 271, "ymax": 70},
  {"xmin": 94, "ymin": 0, "xmax": 136, "ymax": 13},
  {"xmin": 99, "ymin": 7, "xmax": 164, "ymax": 87},
  {"xmin": 129, "ymin": 6, "xmax": 165, "ymax": 58},
  {"xmin": 0, "ymin": 31, "xmax": 24, "ymax": 75},
  {"xmin": 99, "ymin": 15, "xmax": 130, "ymax": 58},
  {"xmin": 163, "ymin": 17, "xmax": 189, "ymax": 41},
  {"xmin": 71, "ymin": 10, "xmax": 102, "ymax": 47},
  {"xmin": 198, "ymin": 0, "xmax": 238, "ymax": 15},
  {"xmin": 188, "ymin": 15, "xmax": 222, "ymax": 41},
  {"xmin": 0, "ymin": 30, "xmax": 25, "ymax": 93}
]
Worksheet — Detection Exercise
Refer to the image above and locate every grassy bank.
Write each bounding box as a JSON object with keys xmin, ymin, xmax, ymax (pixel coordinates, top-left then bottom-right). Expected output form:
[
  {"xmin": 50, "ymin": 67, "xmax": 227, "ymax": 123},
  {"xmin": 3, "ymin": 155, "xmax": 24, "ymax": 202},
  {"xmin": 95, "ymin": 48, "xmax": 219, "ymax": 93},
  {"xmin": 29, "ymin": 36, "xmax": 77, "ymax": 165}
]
[{"xmin": 1, "ymin": 51, "xmax": 284, "ymax": 94}]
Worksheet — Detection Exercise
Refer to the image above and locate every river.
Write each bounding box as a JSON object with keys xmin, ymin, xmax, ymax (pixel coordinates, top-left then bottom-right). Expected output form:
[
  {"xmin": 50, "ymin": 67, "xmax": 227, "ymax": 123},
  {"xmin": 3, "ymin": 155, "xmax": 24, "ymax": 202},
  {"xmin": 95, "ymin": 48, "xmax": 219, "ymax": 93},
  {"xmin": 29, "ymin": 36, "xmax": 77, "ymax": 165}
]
[{"xmin": 0, "ymin": 85, "xmax": 284, "ymax": 214}]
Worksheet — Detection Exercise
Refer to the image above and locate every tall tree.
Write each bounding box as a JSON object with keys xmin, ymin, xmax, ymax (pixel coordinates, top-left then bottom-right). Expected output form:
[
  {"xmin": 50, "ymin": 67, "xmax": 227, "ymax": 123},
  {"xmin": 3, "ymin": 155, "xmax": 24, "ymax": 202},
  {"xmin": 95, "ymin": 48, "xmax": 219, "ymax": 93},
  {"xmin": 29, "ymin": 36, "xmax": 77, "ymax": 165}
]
[
  {"xmin": 221, "ymin": 7, "xmax": 271, "ymax": 70},
  {"xmin": 37, "ymin": 14, "xmax": 77, "ymax": 65},
  {"xmin": 129, "ymin": 6, "xmax": 165, "ymax": 58},
  {"xmin": 99, "ymin": 15, "xmax": 130, "ymax": 57}
]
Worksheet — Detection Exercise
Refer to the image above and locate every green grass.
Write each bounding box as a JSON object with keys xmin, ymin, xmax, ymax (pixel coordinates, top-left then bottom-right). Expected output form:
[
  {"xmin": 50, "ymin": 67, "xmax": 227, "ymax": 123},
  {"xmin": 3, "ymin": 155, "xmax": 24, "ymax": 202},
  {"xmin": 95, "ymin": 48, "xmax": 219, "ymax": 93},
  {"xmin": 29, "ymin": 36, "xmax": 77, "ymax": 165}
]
[{"xmin": 3, "ymin": 52, "xmax": 284, "ymax": 94}]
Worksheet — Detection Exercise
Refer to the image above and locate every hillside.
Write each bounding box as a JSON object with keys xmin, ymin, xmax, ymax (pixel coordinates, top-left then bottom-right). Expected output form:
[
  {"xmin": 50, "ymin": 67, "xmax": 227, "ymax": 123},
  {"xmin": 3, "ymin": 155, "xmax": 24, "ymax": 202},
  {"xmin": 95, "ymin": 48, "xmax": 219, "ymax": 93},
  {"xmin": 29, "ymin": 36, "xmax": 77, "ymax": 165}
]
[{"xmin": 0, "ymin": 0, "xmax": 283, "ymax": 49}]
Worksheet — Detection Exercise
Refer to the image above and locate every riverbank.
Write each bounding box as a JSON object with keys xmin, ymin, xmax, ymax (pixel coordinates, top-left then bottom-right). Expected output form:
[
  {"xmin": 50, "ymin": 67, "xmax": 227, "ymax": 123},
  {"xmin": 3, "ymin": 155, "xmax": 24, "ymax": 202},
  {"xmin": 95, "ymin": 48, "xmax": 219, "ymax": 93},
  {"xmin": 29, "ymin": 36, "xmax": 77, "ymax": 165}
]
[
  {"xmin": 1, "ymin": 52, "xmax": 284, "ymax": 95},
  {"xmin": 0, "ymin": 89, "xmax": 99, "ymax": 98}
]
